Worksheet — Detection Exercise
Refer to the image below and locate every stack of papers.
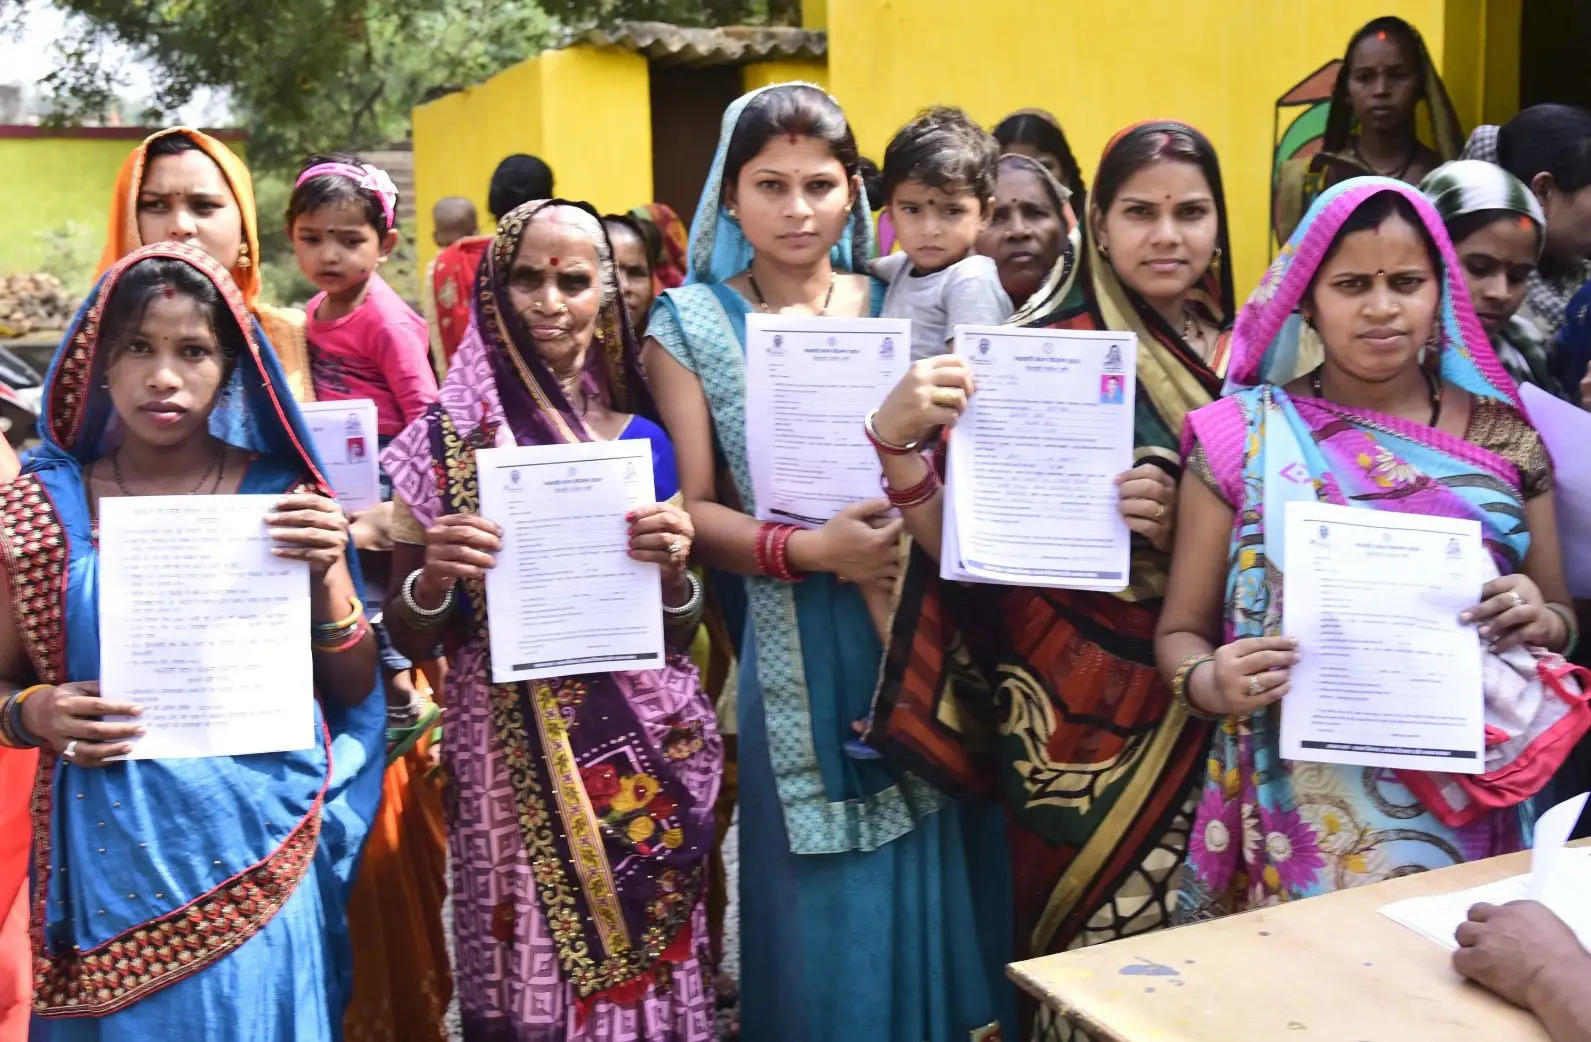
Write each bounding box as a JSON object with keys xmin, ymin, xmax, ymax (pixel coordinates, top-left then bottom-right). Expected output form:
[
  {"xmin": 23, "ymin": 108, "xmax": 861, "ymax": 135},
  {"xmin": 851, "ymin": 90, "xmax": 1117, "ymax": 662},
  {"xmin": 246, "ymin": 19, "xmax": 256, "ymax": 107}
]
[
  {"xmin": 941, "ymin": 325, "xmax": 1136, "ymax": 591},
  {"xmin": 1381, "ymin": 793, "xmax": 1591, "ymax": 950}
]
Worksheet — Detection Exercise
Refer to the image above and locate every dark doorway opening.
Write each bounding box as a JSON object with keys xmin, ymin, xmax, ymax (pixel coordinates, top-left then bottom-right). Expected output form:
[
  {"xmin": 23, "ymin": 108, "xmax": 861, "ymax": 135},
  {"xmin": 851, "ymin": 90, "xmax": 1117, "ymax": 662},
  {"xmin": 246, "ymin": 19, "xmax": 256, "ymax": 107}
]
[
  {"xmin": 649, "ymin": 65, "xmax": 744, "ymax": 221},
  {"xmin": 1520, "ymin": 0, "xmax": 1591, "ymax": 110}
]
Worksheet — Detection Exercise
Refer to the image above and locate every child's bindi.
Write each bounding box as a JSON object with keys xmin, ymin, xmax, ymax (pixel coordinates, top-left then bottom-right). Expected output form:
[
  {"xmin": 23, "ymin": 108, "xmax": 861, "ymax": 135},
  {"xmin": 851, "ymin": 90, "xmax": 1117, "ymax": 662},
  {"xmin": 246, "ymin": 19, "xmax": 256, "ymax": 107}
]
[
  {"xmin": 158, "ymin": 283, "xmax": 175, "ymax": 299},
  {"xmin": 549, "ymin": 256, "xmax": 559, "ymax": 267}
]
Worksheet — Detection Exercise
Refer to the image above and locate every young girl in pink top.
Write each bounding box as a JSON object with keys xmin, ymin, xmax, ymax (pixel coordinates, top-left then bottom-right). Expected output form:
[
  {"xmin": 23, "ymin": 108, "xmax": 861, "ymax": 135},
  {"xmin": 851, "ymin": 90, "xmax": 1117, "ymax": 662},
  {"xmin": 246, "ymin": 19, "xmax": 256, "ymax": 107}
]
[
  {"xmin": 290, "ymin": 153, "xmax": 440, "ymax": 715},
  {"xmin": 290, "ymin": 152, "xmax": 438, "ymax": 438}
]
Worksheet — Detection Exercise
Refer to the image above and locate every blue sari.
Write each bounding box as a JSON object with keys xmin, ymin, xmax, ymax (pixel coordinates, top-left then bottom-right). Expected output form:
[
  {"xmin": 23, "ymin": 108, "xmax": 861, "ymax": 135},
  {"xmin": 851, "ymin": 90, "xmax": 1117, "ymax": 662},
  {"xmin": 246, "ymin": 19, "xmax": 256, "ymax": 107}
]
[
  {"xmin": 13, "ymin": 243, "xmax": 384, "ymax": 1040},
  {"xmin": 648, "ymin": 85, "xmax": 1012, "ymax": 1042}
]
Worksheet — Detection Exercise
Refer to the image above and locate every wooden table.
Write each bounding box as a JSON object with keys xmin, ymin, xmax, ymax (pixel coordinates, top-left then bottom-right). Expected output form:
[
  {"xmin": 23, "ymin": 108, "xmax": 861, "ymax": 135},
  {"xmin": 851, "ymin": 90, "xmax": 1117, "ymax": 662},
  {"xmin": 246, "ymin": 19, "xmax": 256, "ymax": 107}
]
[{"xmin": 1009, "ymin": 848, "xmax": 1553, "ymax": 1041}]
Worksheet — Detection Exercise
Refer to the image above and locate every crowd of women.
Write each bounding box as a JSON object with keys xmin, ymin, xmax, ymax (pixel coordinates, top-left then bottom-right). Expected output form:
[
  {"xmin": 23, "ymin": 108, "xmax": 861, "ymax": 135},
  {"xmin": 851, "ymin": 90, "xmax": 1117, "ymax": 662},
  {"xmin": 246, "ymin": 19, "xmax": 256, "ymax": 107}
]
[{"xmin": 5, "ymin": 11, "xmax": 1591, "ymax": 1042}]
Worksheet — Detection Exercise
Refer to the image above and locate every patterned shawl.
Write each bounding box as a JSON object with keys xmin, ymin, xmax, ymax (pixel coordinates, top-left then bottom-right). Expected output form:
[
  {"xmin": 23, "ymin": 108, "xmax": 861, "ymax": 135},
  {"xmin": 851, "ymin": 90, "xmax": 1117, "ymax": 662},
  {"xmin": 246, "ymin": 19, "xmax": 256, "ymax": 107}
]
[
  {"xmin": 430, "ymin": 233, "xmax": 491, "ymax": 368},
  {"xmin": 870, "ymin": 123, "xmax": 1234, "ymax": 960},
  {"xmin": 96, "ymin": 127, "xmax": 313, "ymax": 402},
  {"xmin": 1180, "ymin": 178, "xmax": 1532, "ymax": 914},
  {"xmin": 632, "ymin": 202, "xmax": 689, "ymax": 291},
  {"xmin": 382, "ymin": 200, "xmax": 714, "ymax": 1004}
]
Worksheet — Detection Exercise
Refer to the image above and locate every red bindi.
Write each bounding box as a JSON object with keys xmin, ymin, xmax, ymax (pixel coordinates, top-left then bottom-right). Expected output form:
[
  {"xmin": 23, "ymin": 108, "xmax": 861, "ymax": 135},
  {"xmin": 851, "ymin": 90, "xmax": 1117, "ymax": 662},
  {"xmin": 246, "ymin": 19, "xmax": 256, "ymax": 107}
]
[
  {"xmin": 159, "ymin": 283, "xmax": 175, "ymax": 299},
  {"xmin": 549, "ymin": 256, "xmax": 559, "ymax": 266},
  {"xmin": 1519, "ymin": 216, "xmax": 1535, "ymax": 230},
  {"xmin": 788, "ymin": 133, "xmax": 799, "ymax": 144},
  {"xmin": 1376, "ymin": 30, "xmax": 1387, "ymax": 40}
]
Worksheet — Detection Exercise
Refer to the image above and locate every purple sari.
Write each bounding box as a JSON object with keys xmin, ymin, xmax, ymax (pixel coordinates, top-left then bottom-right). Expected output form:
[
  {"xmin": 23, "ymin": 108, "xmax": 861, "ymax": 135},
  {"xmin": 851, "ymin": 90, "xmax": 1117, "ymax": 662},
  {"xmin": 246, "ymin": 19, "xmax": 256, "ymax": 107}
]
[{"xmin": 382, "ymin": 201, "xmax": 721, "ymax": 1040}]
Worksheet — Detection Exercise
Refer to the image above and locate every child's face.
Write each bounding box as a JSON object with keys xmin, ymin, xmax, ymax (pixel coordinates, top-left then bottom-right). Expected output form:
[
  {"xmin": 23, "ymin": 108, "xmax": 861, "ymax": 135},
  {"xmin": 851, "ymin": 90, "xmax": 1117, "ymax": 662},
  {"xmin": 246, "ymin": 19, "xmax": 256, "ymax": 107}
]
[
  {"xmin": 292, "ymin": 198, "xmax": 396, "ymax": 300},
  {"xmin": 886, "ymin": 181, "xmax": 985, "ymax": 273}
]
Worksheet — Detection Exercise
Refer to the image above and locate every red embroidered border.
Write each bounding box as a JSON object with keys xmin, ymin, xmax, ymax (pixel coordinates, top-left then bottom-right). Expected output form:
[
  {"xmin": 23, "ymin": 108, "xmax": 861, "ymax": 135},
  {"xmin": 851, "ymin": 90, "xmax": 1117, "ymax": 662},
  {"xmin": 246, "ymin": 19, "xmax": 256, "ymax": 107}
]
[
  {"xmin": 0, "ymin": 477, "xmax": 68, "ymax": 686},
  {"xmin": 33, "ymin": 801, "xmax": 324, "ymax": 1017}
]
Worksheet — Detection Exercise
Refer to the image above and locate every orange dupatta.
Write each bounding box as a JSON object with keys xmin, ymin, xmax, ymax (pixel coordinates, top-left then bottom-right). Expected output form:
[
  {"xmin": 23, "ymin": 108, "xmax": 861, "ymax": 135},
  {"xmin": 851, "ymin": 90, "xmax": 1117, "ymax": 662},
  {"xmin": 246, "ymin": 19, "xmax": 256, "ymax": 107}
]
[{"xmin": 97, "ymin": 127, "xmax": 314, "ymax": 403}]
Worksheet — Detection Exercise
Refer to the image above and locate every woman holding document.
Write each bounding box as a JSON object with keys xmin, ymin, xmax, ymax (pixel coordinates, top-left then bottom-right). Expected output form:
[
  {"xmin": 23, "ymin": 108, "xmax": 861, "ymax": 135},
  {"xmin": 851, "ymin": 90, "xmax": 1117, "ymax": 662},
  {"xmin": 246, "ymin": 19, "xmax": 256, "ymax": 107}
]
[
  {"xmin": 1159, "ymin": 177, "xmax": 1578, "ymax": 918},
  {"xmin": 867, "ymin": 122, "xmax": 1236, "ymax": 1034},
  {"xmin": 380, "ymin": 199, "xmax": 722, "ymax": 1041},
  {"xmin": 644, "ymin": 84, "xmax": 1014, "ymax": 1042},
  {"xmin": 0, "ymin": 241, "xmax": 384, "ymax": 1038}
]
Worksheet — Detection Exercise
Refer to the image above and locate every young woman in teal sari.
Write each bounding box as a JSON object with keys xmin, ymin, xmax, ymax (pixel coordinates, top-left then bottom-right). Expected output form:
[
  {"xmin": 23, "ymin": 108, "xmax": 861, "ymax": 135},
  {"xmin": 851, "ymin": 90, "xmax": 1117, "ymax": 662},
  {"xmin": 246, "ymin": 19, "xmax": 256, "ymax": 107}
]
[
  {"xmin": 0, "ymin": 241, "xmax": 385, "ymax": 1039},
  {"xmin": 1158, "ymin": 178, "xmax": 1576, "ymax": 917},
  {"xmin": 644, "ymin": 83, "xmax": 1013, "ymax": 1042}
]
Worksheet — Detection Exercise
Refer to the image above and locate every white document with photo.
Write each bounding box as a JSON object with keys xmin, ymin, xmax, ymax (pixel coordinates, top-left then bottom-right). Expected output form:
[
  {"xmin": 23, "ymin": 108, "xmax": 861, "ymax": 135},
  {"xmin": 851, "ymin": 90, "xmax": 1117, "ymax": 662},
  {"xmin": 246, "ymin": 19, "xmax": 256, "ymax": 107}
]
[
  {"xmin": 476, "ymin": 439, "xmax": 662, "ymax": 683},
  {"xmin": 941, "ymin": 325, "xmax": 1136, "ymax": 591},
  {"xmin": 298, "ymin": 398, "xmax": 381, "ymax": 512},
  {"xmin": 98, "ymin": 495, "xmax": 314, "ymax": 760},
  {"xmin": 743, "ymin": 314, "xmax": 910, "ymax": 526},
  {"xmin": 1280, "ymin": 500, "xmax": 1487, "ymax": 773}
]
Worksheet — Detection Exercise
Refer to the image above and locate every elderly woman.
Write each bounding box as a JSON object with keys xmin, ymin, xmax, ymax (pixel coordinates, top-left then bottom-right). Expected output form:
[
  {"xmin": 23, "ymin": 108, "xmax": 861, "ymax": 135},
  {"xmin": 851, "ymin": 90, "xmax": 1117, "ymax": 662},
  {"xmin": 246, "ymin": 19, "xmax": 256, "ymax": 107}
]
[
  {"xmin": 381, "ymin": 200, "xmax": 722, "ymax": 1041},
  {"xmin": 99, "ymin": 127, "xmax": 312, "ymax": 402},
  {"xmin": 0, "ymin": 242, "xmax": 382, "ymax": 1038},
  {"xmin": 1159, "ymin": 178, "xmax": 1577, "ymax": 917},
  {"xmin": 976, "ymin": 153, "xmax": 1073, "ymax": 312}
]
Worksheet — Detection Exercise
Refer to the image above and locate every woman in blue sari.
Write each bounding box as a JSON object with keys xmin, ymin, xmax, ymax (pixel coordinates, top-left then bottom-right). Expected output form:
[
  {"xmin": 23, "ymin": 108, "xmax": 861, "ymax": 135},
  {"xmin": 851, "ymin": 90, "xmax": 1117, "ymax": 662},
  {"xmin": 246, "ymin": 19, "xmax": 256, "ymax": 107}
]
[
  {"xmin": 643, "ymin": 83, "xmax": 1013, "ymax": 1042},
  {"xmin": 1157, "ymin": 178, "xmax": 1578, "ymax": 917},
  {"xmin": 0, "ymin": 241, "xmax": 385, "ymax": 1039}
]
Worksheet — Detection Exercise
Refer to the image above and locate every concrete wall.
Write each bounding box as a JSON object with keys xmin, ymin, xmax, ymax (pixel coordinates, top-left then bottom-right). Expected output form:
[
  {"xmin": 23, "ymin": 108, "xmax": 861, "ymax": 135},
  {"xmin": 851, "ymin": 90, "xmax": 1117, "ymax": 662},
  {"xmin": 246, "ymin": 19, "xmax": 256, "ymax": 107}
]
[{"xmin": 411, "ymin": 45, "xmax": 651, "ymax": 275}]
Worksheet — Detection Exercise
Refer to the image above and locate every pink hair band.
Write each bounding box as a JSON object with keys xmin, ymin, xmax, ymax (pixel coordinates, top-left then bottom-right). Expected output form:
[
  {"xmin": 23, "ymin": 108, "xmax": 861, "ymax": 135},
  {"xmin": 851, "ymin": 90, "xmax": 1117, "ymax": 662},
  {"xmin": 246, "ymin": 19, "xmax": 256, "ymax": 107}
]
[{"xmin": 295, "ymin": 162, "xmax": 398, "ymax": 231}]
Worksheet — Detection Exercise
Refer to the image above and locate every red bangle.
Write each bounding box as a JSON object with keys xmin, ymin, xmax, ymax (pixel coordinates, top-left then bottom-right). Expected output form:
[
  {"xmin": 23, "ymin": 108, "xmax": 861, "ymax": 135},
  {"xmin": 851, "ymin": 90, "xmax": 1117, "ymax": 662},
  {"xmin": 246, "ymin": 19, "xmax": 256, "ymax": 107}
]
[
  {"xmin": 883, "ymin": 464, "xmax": 941, "ymax": 509},
  {"xmin": 755, "ymin": 521, "xmax": 806, "ymax": 582}
]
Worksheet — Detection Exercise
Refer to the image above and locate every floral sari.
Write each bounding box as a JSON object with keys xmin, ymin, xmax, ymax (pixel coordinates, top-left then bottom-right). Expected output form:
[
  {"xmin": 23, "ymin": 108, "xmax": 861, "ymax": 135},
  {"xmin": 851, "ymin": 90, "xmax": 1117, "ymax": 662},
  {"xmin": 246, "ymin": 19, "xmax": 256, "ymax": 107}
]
[
  {"xmin": 647, "ymin": 85, "xmax": 1013, "ymax": 1042},
  {"xmin": 98, "ymin": 127, "xmax": 313, "ymax": 404},
  {"xmin": 383, "ymin": 199, "xmax": 722, "ymax": 1041},
  {"xmin": 1178, "ymin": 177, "xmax": 1543, "ymax": 918},
  {"xmin": 13, "ymin": 241, "xmax": 385, "ymax": 1040},
  {"xmin": 872, "ymin": 139, "xmax": 1233, "ymax": 1037}
]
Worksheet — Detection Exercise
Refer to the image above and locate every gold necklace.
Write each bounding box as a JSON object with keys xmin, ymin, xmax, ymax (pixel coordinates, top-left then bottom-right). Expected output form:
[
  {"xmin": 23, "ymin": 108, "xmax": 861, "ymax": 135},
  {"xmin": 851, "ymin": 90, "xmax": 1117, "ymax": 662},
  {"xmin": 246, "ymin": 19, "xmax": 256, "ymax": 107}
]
[{"xmin": 746, "ymin": 271, "xmax": 837, "ymax": 314}]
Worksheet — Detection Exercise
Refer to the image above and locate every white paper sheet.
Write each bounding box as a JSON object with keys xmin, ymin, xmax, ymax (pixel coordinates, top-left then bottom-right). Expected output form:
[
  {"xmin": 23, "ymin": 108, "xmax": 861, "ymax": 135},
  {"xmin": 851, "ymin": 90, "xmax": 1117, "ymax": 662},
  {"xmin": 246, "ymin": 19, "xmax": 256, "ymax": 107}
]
[
  {"xmin": 298, "ymin": 398, "xmax": 382, "ymax": 513},
  {"xmin": 1520, "ymin": 383, "xmax": 1591, "ymax": 597},
  {"xmin": 941, "ymin": 325, "xmax": 1136, "ymax": 590},
  {"xmin": 1280, "ymin": 500, "xmax": 1487, "ymax": 772},
  {"xmin": 98, "ymin": 495, "xmax": 315, "ymax": 760},
  {"xmin": 476, "ymin": 440, "xmax": 663, "ymax": 683},
  {"xmin": 743, "ymin": 315, "xmax": 910, "ymax": 526},
  {"xmin": 1381, "ymin": 793, "xmax": 1591, "ymax": 950}
]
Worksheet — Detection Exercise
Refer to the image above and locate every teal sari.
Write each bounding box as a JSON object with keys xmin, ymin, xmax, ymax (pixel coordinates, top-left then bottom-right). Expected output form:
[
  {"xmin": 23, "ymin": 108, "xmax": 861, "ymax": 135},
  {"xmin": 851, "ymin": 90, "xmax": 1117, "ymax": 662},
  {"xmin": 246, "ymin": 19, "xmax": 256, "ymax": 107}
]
[{"xmin": 648, "ymin": 84, "xmax": 1013, "ymax": 1042}]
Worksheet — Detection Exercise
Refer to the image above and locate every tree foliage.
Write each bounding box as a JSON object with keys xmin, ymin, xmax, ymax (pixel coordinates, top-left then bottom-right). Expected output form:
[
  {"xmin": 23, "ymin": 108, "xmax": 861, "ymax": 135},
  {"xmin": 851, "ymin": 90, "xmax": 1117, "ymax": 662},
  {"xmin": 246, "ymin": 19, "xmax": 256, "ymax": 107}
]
[{"xmin": 18, "ymin": 0, "xmax": 801, "ymax": 174}]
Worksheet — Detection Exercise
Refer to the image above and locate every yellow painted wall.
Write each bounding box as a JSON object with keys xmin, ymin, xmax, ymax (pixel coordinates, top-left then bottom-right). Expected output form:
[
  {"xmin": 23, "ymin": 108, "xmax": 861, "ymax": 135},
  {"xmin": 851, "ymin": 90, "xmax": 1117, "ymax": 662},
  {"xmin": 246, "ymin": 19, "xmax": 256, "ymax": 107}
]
[
  {"xmin": 742, "ymin": 59, "xmax": 829, "ymax": 93},
  {"xmin": 411, "ymin": 45, "xmax": 651, "ymax": 275},
  {"xmin": 0, "ymin": 136, "xmax": 162, "ymax": 277},
  {"xmin": 824, "ymin": 0, "xmax": 1507, "ymax": 295}
]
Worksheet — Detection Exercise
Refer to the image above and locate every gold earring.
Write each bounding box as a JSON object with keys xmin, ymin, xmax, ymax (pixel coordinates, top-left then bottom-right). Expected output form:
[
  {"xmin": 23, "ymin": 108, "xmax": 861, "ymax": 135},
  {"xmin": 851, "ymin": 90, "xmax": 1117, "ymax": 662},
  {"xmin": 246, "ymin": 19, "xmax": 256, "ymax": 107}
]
[
  {"xmin": 236, "ymin": 242, "xmax": 252, "ymax": 269},
  {"xmin": 1097, "ymin": 242, "xmax": 1110, "ymax": 258},
  {"xmin": 1211, "ymin": 245, "xmax": 1222, "ymax": 266}
]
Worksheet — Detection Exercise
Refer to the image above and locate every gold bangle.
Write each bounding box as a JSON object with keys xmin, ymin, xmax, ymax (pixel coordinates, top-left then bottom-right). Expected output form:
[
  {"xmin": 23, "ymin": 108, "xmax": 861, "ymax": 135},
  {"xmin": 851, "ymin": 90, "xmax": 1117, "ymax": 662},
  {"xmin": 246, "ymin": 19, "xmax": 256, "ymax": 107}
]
[
  {"xmin": 315, "ymin": 595, "xmax": 363, "ymax": 634},
  {"xmin": 1172, "ymin": 653, "xmax": 1222, "ymax": 721}
]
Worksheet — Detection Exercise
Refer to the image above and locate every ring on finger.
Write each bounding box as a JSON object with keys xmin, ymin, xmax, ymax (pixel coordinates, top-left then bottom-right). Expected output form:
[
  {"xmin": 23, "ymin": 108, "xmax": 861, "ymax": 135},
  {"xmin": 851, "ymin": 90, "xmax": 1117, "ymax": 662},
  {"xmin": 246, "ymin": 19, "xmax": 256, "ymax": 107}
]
[
  {"xmin": 63, "ymin": 739, "xmax": 78, "ymax": 763},
  {"xmin": 1247, "ymin": 675, "xmax": 1264, "ymax": 698},
  {"xmin": 1507, "ymin": 590, "xmax": 1524, "ymax": 609},
  {"xmin": 666, "ymin": 539, "xmax": 685, "ymax": 557},
  {"xmin": 930, "ymin": 388, "xmax": 960, "ymax": 408},
  {"xmin": 1153, "ymin": 502, "xmax": 1167, "ymax": 521}
]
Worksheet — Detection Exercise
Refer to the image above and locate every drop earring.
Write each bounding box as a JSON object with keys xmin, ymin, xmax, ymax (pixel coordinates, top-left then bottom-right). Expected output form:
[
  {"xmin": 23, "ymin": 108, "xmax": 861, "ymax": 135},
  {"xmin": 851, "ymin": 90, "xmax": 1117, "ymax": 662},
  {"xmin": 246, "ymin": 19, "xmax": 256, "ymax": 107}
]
[{"xmin": 236, "ymin": 242, "xmax": 251, "ymax": 269}]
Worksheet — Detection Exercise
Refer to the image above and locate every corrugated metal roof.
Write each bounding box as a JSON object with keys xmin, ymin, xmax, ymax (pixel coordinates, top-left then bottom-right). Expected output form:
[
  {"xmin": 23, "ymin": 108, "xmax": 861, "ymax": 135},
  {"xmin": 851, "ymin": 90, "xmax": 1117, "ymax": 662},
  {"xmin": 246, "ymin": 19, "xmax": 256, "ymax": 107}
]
[{"xmin": 580, "ymin": 20, "xmax": 826, "ymax": 68}]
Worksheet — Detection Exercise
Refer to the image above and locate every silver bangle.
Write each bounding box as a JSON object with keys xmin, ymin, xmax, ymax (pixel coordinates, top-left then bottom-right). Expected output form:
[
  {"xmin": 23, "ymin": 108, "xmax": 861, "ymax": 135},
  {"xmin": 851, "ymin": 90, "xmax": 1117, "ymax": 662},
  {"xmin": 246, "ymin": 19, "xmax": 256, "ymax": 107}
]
[
  {"xmin": 402, "ymin": 568, "xmax": 455, "ymax": 623},
  {"xmin": 864, "ymin": 409, "xmax": 923, "ymax": 453},
  {"xmin": 662, "ymin": 571, "xmax": 703, "ymax": 618}
]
